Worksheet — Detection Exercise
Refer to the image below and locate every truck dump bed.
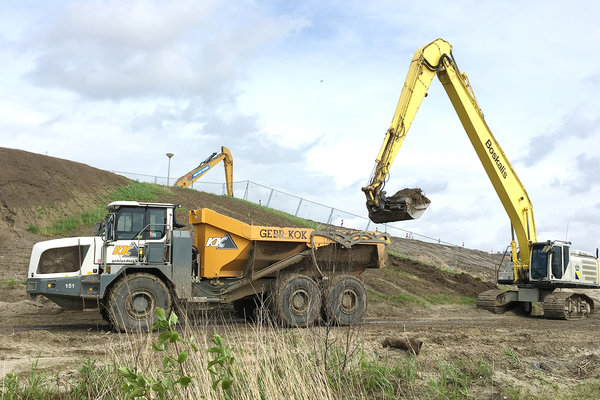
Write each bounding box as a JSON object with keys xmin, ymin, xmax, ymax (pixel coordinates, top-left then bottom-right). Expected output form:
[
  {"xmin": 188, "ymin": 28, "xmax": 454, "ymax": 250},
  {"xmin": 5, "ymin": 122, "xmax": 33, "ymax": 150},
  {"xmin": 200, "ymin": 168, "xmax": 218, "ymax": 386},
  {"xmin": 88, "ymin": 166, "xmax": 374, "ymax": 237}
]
[{"xmin": 189, "ymin": 208, "xmax": 389, "ymax": 278}]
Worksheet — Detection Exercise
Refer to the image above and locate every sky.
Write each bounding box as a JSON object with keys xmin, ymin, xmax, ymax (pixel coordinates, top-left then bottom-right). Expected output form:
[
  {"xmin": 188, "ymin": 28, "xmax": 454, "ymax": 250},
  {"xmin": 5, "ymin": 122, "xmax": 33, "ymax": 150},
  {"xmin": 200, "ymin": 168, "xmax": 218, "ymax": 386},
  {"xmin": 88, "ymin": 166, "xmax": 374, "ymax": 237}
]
[{"xmin": 1, "ymin": 0, "xmax": 600, "ymax": 253}]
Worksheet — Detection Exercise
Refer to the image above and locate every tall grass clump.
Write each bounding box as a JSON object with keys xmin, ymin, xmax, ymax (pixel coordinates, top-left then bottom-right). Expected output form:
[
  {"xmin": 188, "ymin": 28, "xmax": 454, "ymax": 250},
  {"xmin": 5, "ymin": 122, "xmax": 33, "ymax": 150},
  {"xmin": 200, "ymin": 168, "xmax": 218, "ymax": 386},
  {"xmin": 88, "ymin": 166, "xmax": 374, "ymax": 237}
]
[
  {"xmin": 106, "ymin": 308, "xmax": 424, "ymax": 399},
  {"xmin": 1, "ymin": 357, "xmax": 120, "ymax": 399}
]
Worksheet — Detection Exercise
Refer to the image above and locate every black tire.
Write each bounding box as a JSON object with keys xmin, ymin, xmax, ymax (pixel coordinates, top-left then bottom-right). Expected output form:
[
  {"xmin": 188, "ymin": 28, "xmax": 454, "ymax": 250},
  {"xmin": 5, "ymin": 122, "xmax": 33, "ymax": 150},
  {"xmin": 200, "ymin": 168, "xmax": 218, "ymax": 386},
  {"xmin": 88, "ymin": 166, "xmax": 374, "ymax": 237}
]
[
  {"xmin": 322, "ymin": 275, "xmax": 367, "ymax": 326},
  {"xmin": 107, "ymin": 273, "xmax": 172, "ymax": 332},
  {"xmin": 271, "ymin": 274, "xmax": 321, "ymax": 327},
  {"xmin": 99, "ymin": 301, "xmax": 111, "ymax": 323}
]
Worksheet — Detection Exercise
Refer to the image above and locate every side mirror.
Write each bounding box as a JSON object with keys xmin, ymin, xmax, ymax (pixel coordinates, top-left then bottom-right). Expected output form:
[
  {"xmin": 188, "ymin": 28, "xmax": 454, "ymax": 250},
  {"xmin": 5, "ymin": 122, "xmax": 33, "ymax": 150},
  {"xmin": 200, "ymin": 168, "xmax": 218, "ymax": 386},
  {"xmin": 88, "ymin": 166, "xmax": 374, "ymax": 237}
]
[{"xmin": 105, "ymin": 214, "xmax": 115, "ymax": 242}]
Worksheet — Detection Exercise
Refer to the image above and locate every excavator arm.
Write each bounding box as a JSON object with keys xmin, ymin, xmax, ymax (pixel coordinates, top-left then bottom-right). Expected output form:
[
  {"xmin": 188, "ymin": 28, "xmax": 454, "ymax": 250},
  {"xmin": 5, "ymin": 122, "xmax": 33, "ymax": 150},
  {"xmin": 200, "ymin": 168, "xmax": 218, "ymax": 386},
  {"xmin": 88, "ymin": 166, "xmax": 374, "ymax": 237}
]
[
  {"xmin": 174, "ymin": 146, "xmax": 234, "ymax": 196},
  {"xmin": 362, "ymin": 38, "xmax": 537, "ymax": 275}
]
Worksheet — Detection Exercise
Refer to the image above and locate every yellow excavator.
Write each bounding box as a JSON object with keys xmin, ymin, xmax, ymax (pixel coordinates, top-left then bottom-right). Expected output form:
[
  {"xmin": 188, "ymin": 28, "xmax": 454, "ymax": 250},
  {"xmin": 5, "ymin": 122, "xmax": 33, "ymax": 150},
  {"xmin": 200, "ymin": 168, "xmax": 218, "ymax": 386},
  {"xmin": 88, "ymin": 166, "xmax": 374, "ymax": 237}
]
[
  {"xmin": 174, "ymin": 146, "xmax": 234, "ymax": 196},
  {"xmin": 362, "ymin": 38, "xmax": 600, "ymax": 319}
]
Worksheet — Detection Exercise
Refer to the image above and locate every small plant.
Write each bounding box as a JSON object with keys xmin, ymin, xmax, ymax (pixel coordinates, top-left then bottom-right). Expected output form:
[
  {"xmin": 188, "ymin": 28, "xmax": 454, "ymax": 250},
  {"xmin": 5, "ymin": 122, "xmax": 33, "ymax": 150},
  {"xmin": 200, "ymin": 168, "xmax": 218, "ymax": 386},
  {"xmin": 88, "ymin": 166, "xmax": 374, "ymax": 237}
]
[
  {"xmin": 505, "ymin": 348, "xmax": 523, "ymax": 370},
  {"xmin": 429, "ymin": 360, "xmax": 470, "ymax": 399},
  {"xmin": 119, "ymin": 308, "xmax": 198, "ymax": 399},
  {"xmin": 26, "ymin": 224, "xmax": 40, "ymax": 234},
  {"xmin": 207, "ymin": 334, "xmax": 235, "ymax": 400},
  {"xmin": 0, "ymin": 278, "xmax": 26, "ymax": 288},
  {"xmin": 1, "ymin": 358, "xmax": 49, "ymax": 399}
]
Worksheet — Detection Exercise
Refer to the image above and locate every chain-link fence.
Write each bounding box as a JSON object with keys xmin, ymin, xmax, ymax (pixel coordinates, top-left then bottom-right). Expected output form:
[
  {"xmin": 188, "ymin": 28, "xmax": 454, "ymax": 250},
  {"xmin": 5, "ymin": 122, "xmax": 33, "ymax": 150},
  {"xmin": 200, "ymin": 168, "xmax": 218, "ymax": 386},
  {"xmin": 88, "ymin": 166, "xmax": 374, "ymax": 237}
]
[{"xmin": 112, "ymin": 170, "xmax": 463, "ymax": 247}]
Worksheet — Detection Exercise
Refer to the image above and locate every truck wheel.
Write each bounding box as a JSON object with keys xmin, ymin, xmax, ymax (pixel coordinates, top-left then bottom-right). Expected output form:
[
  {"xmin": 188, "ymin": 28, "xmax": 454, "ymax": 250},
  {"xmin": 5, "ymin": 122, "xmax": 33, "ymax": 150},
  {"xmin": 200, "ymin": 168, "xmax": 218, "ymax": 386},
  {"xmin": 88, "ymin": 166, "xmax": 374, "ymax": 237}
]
[
  {"xmin": 107, "ymin": 273, "xmax": 172, "ymax": 332},
  {"xmin": 99, "ymin": 301, "xmax": 111, "ymax": 323},
  {"xmin": 272, "ymin": 274, "xmax": 321, "ymax": 327},
  {"xmin": 323, "ymin": 275, "xmax": 367, "ymax": 326}
]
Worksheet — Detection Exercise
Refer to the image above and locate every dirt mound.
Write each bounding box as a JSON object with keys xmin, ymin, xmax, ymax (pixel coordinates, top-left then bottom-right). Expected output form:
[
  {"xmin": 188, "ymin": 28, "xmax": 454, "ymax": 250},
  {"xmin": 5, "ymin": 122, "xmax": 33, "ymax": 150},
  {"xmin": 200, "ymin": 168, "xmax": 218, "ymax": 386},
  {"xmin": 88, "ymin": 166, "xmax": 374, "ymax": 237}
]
[
  {"xmin": 0, "ymin": 147, "xmax": 128, "ymax": 212},
  {"xmin": 363, "ymin": 255, "xmax": 495, "ymax": 303}
]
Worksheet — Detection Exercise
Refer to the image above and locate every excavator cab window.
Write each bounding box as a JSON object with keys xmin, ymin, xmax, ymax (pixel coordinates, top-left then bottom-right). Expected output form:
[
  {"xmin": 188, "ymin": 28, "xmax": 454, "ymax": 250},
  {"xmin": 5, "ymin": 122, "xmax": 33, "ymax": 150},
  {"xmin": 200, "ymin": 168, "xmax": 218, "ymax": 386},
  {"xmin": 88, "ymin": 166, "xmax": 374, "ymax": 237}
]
[
  {"xmin": 563, "ymin": 246, "xmax": 570, "ymax": 273},
  {"xmin": 530, "ymin": 244, "xmax": 549, "ymax": 280},
  {"xmin": 551, "ymin": 246, "xmax": 563, "ymax": 279}
]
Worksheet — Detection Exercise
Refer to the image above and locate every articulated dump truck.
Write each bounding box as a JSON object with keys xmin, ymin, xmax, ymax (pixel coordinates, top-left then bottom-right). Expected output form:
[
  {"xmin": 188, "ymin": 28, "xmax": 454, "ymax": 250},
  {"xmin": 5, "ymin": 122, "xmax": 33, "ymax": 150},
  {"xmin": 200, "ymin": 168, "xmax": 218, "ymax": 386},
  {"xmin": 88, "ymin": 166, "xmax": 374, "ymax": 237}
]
[{"xmin": 26, "ymin": 201, "xmax": 389, "ymax": 331}]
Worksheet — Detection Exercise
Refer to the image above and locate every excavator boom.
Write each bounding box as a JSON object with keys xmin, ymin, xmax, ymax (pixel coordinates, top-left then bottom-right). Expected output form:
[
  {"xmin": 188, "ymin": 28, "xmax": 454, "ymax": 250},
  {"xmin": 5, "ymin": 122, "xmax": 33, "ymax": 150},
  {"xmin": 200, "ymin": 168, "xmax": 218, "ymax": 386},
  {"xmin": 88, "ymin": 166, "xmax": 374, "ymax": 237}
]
[
  {"xmin": 174, "ymin": 146, "xmax": 234, "ymax": 196},
  {"xmin": 363, "ymin": 38, "xmax": 536, "ymax": 269}
]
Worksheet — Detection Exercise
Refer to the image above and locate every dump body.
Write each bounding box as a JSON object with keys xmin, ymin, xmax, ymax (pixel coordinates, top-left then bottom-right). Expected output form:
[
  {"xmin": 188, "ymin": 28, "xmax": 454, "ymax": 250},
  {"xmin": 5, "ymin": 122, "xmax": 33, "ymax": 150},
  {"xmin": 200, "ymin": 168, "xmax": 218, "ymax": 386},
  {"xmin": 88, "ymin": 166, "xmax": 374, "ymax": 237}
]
[{"xmin": 190, "ymin": 208, "xmax": 388, "ymax": 278}]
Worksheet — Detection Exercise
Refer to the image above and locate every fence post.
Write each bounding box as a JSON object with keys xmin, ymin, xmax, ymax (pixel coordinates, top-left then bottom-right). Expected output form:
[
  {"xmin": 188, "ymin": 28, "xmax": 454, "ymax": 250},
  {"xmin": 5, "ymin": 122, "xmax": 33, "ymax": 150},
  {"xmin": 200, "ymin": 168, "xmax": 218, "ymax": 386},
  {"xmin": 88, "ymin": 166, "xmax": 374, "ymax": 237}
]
[
  {"xmin": 266, "ymin": 189, "xmax": 274, "ymax": 207},
  {"xmin": 243, "ymin": 181, "xmax": 250, "ymax": 201},
  {"xmin": 326, "ymin": 207, "xmax": 335, "ymax": 224},
  {"xmin": 295, "ymin": 198, "xmax": 303, "ymax": 217}
]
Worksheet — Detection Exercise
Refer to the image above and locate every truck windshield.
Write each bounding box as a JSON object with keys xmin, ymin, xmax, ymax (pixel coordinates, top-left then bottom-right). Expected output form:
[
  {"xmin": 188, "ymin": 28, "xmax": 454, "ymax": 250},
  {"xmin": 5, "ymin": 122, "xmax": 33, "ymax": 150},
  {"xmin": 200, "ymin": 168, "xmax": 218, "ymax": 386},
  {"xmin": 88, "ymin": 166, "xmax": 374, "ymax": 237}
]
[{"xmin": 530, "ymin": 244, "xmax": 548, "ymax": 280}]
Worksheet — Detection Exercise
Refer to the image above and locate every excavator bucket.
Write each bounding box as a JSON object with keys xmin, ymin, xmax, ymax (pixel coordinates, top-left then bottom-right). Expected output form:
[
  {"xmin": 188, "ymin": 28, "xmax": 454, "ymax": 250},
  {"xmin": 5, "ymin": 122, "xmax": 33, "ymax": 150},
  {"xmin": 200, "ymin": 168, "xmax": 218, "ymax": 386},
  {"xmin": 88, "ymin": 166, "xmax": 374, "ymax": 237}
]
[{"xmin": 368, "ymin": 188, "xmax": 431, "ymax": 224}]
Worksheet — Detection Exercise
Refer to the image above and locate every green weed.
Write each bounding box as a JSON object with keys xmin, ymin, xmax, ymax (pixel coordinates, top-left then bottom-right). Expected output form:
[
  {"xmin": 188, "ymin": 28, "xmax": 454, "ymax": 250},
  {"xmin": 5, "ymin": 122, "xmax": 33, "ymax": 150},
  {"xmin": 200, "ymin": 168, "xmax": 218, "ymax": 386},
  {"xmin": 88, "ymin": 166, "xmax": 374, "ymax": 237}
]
[
  {"xmin": 26, "ymin": 224, "xmax": 40, "ymax": 234},
  {"xmin": 505, "ymin": 348, "xmax": 523, "ymax": 370},
  {"xmin": 0, "ymin": 278, "xmax": 26, "ymax": 288},
  {"xmin": 119, "ymin": 307, "xmax": 198, "ymax": 399},
  {"xmin": 207, "ymin": 334, "xmax": 235, "ymax": 400}
]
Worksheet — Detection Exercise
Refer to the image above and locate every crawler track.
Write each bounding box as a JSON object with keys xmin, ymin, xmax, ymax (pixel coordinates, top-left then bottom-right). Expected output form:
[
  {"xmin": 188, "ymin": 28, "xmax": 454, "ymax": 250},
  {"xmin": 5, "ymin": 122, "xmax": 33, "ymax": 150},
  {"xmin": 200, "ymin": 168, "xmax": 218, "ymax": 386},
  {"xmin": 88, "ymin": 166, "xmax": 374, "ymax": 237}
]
[
  {"xmin": 476, "ymin": 289, "xmax": 517, "ymax": 314},
  {"xmin": 543, "ymin": 292, "xmax": 593, "ymax": 320}
]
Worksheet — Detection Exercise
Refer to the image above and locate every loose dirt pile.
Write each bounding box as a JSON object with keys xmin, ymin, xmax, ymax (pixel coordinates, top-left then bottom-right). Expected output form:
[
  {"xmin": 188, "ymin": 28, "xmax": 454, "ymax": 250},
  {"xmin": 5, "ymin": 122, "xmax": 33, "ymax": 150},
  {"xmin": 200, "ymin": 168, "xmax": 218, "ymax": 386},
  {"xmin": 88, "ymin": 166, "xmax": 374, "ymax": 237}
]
[{"xmin": 387, "ymin": 187, "xmax": 431, "ymax": 206}]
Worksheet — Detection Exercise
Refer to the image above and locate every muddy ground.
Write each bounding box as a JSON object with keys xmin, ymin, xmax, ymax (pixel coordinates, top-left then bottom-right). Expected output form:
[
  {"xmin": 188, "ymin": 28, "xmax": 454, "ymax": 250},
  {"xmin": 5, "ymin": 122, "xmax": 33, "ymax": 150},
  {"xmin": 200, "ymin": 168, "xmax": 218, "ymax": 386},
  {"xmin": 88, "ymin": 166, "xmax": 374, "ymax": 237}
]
[{"xmin": 1, "ymin": 147, "xmax": 600, "ymax": 397}]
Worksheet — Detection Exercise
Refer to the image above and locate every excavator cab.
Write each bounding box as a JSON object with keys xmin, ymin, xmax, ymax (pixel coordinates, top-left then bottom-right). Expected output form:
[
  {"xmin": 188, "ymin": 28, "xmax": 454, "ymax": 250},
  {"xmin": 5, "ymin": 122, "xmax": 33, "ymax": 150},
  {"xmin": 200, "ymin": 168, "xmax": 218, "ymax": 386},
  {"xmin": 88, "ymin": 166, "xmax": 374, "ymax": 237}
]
[{"xmin": 530, "ymin": 242, "xmax": 573, "ymax": 282}]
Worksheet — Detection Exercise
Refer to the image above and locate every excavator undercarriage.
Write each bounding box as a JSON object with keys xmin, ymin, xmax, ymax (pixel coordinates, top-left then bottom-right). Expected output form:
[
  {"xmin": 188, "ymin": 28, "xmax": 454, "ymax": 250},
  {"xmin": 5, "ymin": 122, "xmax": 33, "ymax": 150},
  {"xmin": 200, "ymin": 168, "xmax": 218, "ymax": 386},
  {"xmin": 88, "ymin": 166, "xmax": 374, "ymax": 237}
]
[{"xmin": 477, "ymin": 289, "xmax": 595, "ymax": 320}]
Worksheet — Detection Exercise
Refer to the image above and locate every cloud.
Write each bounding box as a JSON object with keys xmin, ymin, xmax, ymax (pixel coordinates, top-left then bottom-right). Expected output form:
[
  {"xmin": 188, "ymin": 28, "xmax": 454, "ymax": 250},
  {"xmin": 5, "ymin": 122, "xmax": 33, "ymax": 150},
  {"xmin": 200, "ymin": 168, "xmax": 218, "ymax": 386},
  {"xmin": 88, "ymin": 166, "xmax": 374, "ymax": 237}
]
[
  {"xmin": 522, "ymin": 112, "xmax": 599, "ymax": 167},
  {"xmin": 551, "ymin": 153, "xmax": 600, "ymax": 194},
  {"xmin": 24, "ymin": 0, "xmax": 308, "ymax": 100}
]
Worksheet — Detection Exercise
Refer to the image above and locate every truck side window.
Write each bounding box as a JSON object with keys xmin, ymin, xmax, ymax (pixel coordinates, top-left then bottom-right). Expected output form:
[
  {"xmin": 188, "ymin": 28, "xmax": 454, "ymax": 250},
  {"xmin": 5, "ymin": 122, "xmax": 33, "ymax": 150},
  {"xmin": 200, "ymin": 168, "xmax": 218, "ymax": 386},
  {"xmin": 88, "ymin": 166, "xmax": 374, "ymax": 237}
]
[
  {"xmin": 116, "ymin": 207, "xmax": 145, "ymax": 240},
  {"xmin": 146, "ymin": 208, "xmax": 166, "ymax": 240},
  {"xmin": 551, "ymin": 246, "xmax": 563, "ymax": 279}
]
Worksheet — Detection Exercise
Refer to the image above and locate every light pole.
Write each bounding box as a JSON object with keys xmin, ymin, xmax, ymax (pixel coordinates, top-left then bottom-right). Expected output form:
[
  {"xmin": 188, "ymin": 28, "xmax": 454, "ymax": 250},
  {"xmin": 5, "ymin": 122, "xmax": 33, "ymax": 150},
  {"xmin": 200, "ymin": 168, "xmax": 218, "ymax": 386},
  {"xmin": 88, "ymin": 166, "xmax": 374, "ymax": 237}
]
[{"xmin": 166, "ymin": 153, "xmax": 174, "ymax": 186}]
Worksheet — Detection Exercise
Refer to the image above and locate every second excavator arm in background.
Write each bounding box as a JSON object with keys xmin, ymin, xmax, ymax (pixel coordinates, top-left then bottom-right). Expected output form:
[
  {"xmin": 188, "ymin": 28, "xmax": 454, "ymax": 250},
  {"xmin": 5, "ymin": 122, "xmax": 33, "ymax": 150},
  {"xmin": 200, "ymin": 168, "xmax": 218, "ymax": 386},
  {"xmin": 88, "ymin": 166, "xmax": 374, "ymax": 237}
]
[
  {"xmin": 174, "ymin": 146, "xmax": 234, "ymax": 196},
  {"xmin": 361, "ymin": 38, "xmax": 536, "ymax": 278}
]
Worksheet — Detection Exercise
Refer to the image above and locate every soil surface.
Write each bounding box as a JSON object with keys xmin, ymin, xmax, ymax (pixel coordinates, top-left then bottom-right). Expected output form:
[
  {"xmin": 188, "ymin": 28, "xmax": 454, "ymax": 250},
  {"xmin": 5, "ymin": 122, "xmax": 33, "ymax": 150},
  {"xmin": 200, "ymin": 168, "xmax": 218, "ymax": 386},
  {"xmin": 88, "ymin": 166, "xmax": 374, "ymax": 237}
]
[{"xmin": 1, "ymin": 148, "xmax": 599, "ymax": 397}]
